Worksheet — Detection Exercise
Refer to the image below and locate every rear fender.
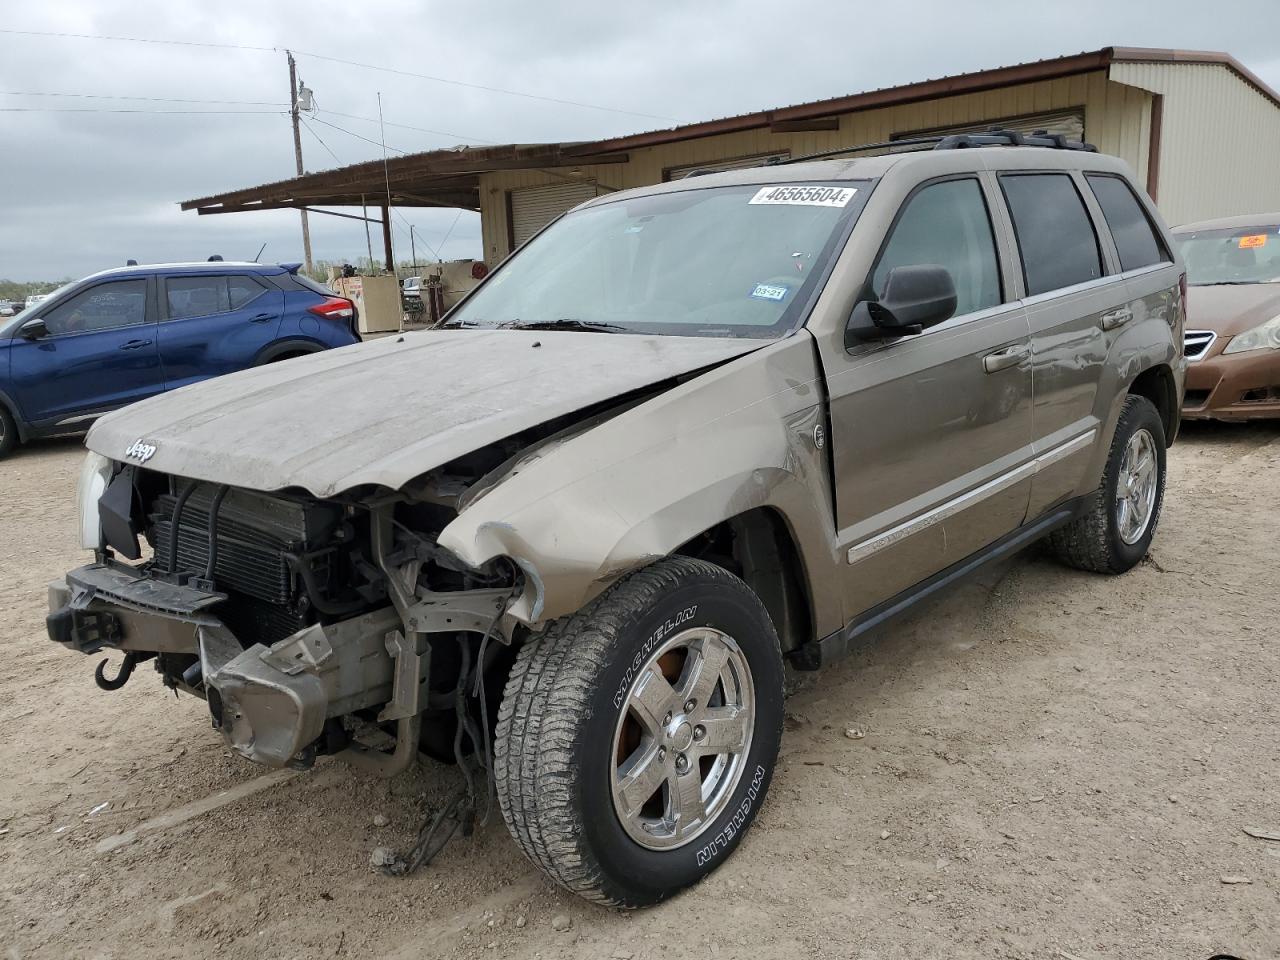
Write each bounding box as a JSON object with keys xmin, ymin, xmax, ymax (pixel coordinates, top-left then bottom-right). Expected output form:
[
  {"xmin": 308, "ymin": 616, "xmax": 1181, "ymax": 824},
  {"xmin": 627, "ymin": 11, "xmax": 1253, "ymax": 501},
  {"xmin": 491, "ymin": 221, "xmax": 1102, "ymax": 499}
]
[
  {"xmin": 1084, "ymin": 310, "xmax": 1180, "ymax": 492},
  {"xmin": 253, "ymin": 337, "xmax": 324, "ymax": 365}
]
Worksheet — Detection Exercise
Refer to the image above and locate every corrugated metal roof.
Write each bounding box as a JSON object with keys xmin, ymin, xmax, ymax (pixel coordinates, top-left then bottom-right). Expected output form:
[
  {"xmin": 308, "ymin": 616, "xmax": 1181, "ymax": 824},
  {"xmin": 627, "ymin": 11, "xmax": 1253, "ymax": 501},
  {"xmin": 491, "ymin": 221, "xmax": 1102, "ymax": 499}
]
[{"xmin": 183, "ymin": 46, "xmax": 1279, "ymax": 215}]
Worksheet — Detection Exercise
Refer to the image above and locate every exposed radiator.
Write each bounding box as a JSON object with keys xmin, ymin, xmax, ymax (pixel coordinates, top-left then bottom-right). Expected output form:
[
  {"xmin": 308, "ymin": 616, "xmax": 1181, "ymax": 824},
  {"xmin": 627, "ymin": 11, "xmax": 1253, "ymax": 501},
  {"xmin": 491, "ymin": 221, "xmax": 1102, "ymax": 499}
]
[{"xmin": 149, "ymin": 485, "xmax": 341, "ymax": 609}]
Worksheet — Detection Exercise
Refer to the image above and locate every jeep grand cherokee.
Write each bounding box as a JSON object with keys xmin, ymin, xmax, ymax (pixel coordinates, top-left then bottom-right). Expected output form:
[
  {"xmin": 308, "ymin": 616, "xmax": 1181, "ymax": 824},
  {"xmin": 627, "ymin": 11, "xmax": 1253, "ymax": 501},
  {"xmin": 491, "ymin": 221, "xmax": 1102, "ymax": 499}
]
[{"xmin": 47, "ymin": 130, "xmax": 1184, "ymax": 907}]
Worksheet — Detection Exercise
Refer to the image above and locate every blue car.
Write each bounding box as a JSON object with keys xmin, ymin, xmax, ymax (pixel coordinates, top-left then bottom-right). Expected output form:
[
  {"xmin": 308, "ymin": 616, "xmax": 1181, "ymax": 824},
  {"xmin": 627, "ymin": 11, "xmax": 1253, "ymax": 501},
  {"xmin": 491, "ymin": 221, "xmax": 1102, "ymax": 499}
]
[{"xmin": 0, "ymin": 261, "xmax": 360, "ymax": 458}]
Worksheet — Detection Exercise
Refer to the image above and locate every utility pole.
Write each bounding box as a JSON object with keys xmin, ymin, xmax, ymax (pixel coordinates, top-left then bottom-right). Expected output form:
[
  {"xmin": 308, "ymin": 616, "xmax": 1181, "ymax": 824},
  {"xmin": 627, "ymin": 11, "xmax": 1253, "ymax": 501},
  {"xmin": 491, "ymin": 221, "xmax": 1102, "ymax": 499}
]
[
  {"xmin": 410, "ymin": 224, "xmax": 418, "ymax": 273},
  {"xmin": 287, "ymin": 51, "xmax": 313, "ymax": 275}
]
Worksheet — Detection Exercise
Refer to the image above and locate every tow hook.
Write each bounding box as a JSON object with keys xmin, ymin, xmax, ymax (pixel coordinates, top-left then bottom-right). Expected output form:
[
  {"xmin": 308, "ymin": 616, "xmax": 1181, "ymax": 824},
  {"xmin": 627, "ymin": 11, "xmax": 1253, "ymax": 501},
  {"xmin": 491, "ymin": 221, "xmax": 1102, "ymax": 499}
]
[{"xmin": 95, "ymin": 651, "xmax": 139, "ymax": 691}]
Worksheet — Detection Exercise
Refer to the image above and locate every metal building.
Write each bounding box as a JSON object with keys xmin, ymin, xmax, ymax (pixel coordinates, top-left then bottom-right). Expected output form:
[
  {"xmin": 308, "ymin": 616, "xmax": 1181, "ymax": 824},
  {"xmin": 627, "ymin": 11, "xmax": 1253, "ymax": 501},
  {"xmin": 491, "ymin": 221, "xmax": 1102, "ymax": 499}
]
[{"xmin": 184, "ymin": 47, "xmax": 1280, "ymax": 267}]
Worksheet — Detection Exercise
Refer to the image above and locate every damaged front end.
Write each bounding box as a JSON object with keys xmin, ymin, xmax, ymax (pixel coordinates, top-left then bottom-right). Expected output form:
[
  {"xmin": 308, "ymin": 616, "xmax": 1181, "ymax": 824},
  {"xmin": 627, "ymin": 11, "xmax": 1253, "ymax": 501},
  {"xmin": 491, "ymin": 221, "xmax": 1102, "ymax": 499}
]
[{"xmin": 48, "ymin": 454, "xmax": 522, "ymax": 776}]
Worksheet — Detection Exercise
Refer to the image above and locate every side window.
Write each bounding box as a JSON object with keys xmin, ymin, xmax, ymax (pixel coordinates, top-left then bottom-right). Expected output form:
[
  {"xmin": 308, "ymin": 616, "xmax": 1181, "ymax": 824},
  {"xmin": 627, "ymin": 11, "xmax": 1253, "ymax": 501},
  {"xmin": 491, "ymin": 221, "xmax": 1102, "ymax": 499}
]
[
  {"xmin": 1000, "ymin": 173, "xmax": 1103, "ymax": 296},
  {"xmin": 228, "ymin": 276, "xmax": 267, "ymax": 310},
  {"xmin": 165, "ymin": 275, "xmax": 265, "ymax": 319},
  {"xmin": 873, "ymin": 178, "xmax": 1002, "ymax": 317},
  {"xmin": 166, "ymin": 277, "xmax": 230, "ymax": 320},
  {"xmin": 41, "ymin": 280, "xmax": 148, "ymax": 335},
  {"xmin": 1086, "ymin": 174, "xmax": 1168, "ymax": 271}
]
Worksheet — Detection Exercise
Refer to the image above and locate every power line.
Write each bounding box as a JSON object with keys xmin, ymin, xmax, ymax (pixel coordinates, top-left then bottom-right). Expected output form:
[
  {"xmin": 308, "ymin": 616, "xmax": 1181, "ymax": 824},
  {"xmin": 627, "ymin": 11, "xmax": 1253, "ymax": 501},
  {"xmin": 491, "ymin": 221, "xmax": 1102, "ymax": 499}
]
[
  {"xmin": 0, "ymin": 106, "xmax": 284, "ymax": 115},
  {"xmin": 307, "ymin": 114, "xmax": 408, "ymax": 154},
  {"xmin": 0, "ymin": 27, "xmax": 277, "ymax": 53},
  {"xmin": 319, "ymin": 108, "xmax": 496, "ymax": 146},
  {"xmin": 0, "ymin": 27, "xmax": 677, "ymax": 122},
  {"xmin": 292, "ymin": 50, "xmax": 676, "ymax": 122},
  {"xmin": 439, "ymin": 209, "xmax": 465, "ymax": 250},
  {"xmin": 391, "ymin": 209, "xmax": 439, "ymax": 261},
  {"xmin": 0, "ymin": 89, "xmax": 287, "ymax": 107},
  {"xmin": 299, "ymin": 116, "xmax": 343, "ymax": 165}
]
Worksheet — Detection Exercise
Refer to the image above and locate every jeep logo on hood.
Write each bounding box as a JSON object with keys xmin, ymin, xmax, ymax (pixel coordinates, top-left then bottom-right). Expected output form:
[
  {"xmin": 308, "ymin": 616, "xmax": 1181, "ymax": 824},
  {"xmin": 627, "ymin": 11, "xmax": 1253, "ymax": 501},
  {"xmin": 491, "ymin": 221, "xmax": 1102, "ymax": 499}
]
[{"xmin": 124, "ymin": 439, "xmax": 158, "ymax": 463}]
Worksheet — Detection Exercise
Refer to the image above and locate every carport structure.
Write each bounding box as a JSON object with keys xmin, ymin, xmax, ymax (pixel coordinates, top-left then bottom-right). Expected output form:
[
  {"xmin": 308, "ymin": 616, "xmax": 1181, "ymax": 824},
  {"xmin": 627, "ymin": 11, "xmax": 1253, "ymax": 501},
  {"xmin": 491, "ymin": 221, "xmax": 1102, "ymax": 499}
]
[
  {"xmin": 185, "ymin": 46, "xmax": 1280, "ymax": 269},
  {"xmin": 180, "ymin": 142, "xmax": 630, "ymax": 270}
]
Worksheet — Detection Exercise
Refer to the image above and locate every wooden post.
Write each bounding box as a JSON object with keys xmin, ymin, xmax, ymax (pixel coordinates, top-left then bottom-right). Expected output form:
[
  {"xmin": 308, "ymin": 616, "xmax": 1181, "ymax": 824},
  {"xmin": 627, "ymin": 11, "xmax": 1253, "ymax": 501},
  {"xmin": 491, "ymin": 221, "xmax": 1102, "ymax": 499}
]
[{"xmin": 381, "ymin": 204, "xmax": 394, "ymax": 274}]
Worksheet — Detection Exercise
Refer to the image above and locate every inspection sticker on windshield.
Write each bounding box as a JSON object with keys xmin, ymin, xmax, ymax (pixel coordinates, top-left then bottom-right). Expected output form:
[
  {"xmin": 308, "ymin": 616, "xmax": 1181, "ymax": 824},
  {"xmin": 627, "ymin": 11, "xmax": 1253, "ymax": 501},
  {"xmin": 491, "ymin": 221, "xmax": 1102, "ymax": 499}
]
[
  {"xmin": 1238, "ymin": 234, "xmax": 1267, "ymax": 249},
  {"xmin": 750, "ymin": 283, "xmax": 790, "ymax": 302},
  {"xmin": 749, "ymin": 185, "xmax": 856, "ymax": 207}
]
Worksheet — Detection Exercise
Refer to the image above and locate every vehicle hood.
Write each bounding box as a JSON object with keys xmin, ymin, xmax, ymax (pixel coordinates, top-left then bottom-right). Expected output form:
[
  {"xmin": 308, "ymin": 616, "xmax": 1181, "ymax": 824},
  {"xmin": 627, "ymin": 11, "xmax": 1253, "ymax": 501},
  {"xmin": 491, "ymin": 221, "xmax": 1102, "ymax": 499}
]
[
  {"xmin": 1186, "ymin": 284, "xmax": 1280, "ymax": 337},
  {"xmin": 86, "ymin": 329, "xmax": 765, "ymax": 497}
]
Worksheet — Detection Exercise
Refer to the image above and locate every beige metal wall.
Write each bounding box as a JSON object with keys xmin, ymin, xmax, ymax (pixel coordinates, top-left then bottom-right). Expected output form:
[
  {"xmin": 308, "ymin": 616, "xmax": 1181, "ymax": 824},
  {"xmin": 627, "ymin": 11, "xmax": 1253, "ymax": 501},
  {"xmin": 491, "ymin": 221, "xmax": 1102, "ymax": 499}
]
[
  {"xmin": 477, "ymin": 70, "xmax": 1152, "ymax": 261},
  {"xmin": 1110, "ymin": 62, "xmax": 1280, "ymax": 226}
]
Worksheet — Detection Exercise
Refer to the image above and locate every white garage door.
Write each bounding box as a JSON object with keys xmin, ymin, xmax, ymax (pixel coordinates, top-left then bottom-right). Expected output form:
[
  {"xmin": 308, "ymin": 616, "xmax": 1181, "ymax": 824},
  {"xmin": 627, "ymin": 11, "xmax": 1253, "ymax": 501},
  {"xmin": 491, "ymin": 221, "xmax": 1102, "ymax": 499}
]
[
  {"xmin": 893, "ymin": 109, "xmax": 1086, "ymax": 144},
  {"xmin": 510, "ymin": 182, "xmax": 598, "ymax": 247}
]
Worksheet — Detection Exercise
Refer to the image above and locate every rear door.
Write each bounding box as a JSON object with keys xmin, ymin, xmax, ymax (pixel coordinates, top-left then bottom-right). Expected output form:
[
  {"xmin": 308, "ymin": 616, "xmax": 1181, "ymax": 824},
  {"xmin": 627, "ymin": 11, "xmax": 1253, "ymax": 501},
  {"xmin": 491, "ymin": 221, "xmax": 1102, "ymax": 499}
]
[
  {"xmin": 157, "ymin": 272, "xmax": 284, "ymax": 389},
  {"xmin": 7, "ymin": 277, "xmax": 161, "ymax": 427},
  {"xmin": 1083, "ymin": 172, "xmax": 1181, "ymax": 398},
  {"xmin": 998, "ymin": 172, "xmax": 1116, "ymax": 516},
  {"xmin": 819, "ymin": 175, "xmax": 1034, "ymax": 618}
]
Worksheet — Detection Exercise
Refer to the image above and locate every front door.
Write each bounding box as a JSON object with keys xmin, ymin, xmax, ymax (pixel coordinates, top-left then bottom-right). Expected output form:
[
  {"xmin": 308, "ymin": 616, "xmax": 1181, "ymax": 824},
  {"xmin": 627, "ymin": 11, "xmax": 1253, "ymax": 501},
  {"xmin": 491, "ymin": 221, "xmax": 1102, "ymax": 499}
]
[
  {"xmin": 8, "ymin": 277, "xmax": 162, "ymax": 429},
  {"xmin": 817, "ymin": 175, "xmax": 1035, "ymax": 619}
]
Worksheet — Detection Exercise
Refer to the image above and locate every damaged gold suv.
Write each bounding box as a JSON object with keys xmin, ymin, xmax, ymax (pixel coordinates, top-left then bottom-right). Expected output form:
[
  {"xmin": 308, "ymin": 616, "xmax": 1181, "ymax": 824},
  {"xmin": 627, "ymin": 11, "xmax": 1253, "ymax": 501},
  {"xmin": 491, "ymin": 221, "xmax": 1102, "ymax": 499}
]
[{"xmin": 49, "ymin": 130, "xmax": 1185, "ymax": 907}]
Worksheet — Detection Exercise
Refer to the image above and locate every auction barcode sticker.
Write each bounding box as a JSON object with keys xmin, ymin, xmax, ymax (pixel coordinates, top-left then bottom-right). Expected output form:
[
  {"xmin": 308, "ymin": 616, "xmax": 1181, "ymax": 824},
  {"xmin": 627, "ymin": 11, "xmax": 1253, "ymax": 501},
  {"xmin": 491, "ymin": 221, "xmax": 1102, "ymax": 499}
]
[{"xmin": 749, "ymin": 185, "xmax": 857, "ymax": 207}]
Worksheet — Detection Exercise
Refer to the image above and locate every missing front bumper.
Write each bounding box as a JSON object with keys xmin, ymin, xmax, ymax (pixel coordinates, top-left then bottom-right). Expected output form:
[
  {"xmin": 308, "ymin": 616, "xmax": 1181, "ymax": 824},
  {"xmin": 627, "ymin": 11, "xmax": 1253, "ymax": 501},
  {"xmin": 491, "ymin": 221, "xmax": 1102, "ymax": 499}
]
[
  {"xmin": 48, "ymin": 562, "xmax": 403, "ymax": 768},
  {"xmin": 47, "ymin": 561, "xmax": 510, "ymax": 774}
]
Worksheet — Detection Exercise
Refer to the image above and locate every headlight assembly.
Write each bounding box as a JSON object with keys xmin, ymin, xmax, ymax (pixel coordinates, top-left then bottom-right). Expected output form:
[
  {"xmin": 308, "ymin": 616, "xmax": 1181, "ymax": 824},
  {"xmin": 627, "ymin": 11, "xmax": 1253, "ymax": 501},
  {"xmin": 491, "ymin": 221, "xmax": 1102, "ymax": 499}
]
[
  {"xmin": 77, "ymin": 452, "xmax": 113, "ymax": 552},
  {"xmin": 1223, "ymin": 313, "xmax": 1280, "ymax": 355}
]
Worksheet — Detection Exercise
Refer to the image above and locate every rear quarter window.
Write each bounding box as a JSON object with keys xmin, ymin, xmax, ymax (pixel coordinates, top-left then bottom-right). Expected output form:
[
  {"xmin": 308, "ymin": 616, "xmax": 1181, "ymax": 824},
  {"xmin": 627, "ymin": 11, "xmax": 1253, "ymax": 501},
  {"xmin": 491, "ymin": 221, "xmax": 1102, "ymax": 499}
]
[
  {"xmin": 293, "ymin": 275, "xmax": 336, "ymax": 296},
  {"xmin": 1086, "ymin": 174, "xmax": 1169, "ymax": 272}
]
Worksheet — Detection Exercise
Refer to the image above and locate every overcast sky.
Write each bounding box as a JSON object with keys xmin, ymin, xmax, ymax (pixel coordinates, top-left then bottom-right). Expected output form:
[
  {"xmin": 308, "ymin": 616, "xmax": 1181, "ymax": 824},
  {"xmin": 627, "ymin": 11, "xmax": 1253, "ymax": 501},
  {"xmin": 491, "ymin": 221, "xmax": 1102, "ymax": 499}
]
[{"xmin": 2, "ymin": 0, "xmax": 1278, "ymax": 281}]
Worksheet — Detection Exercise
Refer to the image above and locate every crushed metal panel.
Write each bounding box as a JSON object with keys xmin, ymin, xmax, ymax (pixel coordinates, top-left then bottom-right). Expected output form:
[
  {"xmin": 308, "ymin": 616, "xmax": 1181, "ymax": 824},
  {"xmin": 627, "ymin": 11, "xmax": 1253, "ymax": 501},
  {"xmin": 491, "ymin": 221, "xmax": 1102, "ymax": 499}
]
[{"xmin": 85, "ymin": 329, "xmax": 765, "ymax": 498}]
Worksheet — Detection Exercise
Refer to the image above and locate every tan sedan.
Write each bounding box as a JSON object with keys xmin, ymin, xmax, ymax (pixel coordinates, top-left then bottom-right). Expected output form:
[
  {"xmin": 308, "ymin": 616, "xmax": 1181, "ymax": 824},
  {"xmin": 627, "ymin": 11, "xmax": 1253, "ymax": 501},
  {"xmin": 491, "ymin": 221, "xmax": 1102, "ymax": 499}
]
[{"xmin": 1174, "ymin": 213, "xmax": 1280, "ymax": 419}]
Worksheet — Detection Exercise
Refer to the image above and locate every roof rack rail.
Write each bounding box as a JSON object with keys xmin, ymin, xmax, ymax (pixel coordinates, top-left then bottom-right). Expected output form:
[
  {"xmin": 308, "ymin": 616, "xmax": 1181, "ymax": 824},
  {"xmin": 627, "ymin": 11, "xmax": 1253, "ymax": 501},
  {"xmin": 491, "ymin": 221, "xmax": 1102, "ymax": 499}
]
[
  {"xmin": 768, "ymin": 136, "xmax": 943, "ymax": 165},
  {"xmin": 935, "ymin": 126, "xmax": 1097, "ymax": 152},
  {"xmin": 769, "ymin": 126, "xmax": 1096, "ymax": 166}
]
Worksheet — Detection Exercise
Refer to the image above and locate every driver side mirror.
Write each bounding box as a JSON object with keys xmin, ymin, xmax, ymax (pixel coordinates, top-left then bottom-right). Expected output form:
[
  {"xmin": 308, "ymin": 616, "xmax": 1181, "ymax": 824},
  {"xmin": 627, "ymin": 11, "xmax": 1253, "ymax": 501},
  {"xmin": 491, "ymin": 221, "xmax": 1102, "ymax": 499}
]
[
  {"xmin": 19, "ymin": 318, "xmax": 48, "ymax": 340},
  {"xmin": 846, "ymin": 264, "xmax": 957, "ymax": 347}
]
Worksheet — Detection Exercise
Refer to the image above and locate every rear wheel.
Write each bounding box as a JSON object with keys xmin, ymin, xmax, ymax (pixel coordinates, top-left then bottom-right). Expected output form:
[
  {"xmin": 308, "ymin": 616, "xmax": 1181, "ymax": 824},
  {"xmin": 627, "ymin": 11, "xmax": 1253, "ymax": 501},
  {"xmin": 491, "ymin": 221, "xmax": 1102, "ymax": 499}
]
[
  {"xmin": 494, "ymin": 557, "xmax": 783, "ymax": 907},
  {"xmin": 1047, "ymin": 394, "xmax": 1166, "ymax": 574},
  {"xmin": 0, "ymin": 405, "xmax": 17, "ymax": 459}
]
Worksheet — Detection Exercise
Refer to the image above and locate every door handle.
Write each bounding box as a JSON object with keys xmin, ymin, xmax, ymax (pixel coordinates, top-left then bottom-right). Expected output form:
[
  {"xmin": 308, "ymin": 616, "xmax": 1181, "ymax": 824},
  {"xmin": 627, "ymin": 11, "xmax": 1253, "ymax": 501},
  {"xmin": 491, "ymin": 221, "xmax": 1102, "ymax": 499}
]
[
  {"xmin": 982, "ymin": 344, "xmax": 1029, "ymax": 374},
  {"xmin": 1100, "ymin": 307, "xmax": 1133, "ymax": 331},
  {"xmin": 118, "ymin": 339, "xmax": 153, "ymax": 351},
  {"xmin": 249, "ymin": 313, "xmax": 274, "ymax": 323}
]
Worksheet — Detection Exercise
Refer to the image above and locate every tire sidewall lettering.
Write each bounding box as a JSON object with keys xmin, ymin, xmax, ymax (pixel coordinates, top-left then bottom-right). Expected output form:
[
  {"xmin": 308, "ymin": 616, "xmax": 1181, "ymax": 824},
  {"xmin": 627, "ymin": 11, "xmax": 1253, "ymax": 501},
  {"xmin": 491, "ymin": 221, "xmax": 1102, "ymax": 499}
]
[
  {"xmin": 612, "ymin": 604, "xmax": 699, "ymax": 710},
  {"xmin": 695, "ymin": 763, "xmax": 766, "ymax": 866},
  {"xmin": 577, "ymin": 577, "xmax": 783, "ymax": 902}
]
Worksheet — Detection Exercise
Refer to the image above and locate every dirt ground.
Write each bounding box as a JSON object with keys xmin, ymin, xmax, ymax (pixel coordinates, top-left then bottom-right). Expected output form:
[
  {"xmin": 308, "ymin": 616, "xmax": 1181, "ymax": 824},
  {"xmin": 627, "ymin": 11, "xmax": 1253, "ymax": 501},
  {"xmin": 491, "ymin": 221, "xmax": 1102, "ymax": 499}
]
[{"xmin": 1, "ymin": 423, "xmax": 1277, "ymax": 960}]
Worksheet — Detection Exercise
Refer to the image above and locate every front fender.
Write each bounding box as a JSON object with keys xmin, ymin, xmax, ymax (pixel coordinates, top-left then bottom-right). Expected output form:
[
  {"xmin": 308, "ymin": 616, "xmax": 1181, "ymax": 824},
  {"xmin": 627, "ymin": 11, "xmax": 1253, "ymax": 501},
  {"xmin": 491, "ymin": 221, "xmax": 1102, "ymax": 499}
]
[{"xmin": 437, "ymin": 334, "xmax": 842, "ymax": 632}]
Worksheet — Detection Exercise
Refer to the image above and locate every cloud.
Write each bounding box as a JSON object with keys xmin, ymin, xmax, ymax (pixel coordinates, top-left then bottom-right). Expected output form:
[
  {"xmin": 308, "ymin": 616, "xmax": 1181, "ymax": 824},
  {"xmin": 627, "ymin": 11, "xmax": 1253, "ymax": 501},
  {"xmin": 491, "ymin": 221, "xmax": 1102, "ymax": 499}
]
[{"xmin": 2, "ymin": 0, "xmax": 1278, "ymax": 280}]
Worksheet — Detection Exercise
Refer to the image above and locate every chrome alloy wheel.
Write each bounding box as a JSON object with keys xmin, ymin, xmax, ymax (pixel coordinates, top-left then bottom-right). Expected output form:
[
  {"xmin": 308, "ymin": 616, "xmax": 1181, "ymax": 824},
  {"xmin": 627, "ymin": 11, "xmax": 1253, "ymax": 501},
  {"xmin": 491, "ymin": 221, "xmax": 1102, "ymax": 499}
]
[
  {"xmin": 610, "ymin": 627, "xmax": 755, "ymax": 850},
  {"xmin": 1116, "ymin": 427, "xmax": 1159, "ymax": 545}
]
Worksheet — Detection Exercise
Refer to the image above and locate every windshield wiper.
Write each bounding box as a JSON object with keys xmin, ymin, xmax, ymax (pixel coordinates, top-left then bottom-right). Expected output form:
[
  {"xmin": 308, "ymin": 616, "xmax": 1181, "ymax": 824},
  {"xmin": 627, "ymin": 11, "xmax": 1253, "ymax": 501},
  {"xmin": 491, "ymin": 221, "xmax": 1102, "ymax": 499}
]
[{"xmin": 499, "ymin": 318, "xmax": 628, "ymax": 334}]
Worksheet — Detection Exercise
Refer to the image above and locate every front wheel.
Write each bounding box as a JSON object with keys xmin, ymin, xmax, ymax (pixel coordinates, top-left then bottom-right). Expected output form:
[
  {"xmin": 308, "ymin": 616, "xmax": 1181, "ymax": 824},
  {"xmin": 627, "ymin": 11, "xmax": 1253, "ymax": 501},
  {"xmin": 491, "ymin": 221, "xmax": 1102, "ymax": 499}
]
[
  {"xmin": 1047, "ymin": 394, "xmax": 1167, "ymax": 574},
  {"xmin": 494, "ymin": 557, "xmax": 783, "ymax": 907},
  {"xmin": 0, "ymin": 405, "xmax": 17, "ymax": 459}
]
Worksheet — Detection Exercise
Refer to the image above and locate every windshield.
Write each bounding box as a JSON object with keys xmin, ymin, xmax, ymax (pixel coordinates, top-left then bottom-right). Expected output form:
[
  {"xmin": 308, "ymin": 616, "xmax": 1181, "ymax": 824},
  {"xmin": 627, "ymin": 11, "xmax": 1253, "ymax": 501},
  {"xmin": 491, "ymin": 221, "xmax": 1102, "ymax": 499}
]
[
  {"xmin": 1174, "ymin": 226, "xmax": 1280, "ymax": 285},
  {"xmin": 447, "ymin": 181, "xmax": 870, "ymax": 338}
]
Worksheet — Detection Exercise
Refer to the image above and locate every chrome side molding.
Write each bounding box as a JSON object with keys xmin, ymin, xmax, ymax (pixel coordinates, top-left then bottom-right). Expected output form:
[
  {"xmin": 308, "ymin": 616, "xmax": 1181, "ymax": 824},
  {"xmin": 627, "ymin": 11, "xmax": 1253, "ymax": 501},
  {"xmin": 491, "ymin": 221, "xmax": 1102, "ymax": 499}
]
[{"xmin": 847, "ymin": 430, "xmax": 1096, "ymax": 564}]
